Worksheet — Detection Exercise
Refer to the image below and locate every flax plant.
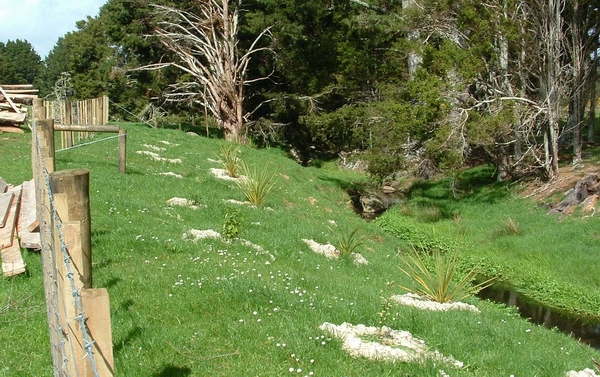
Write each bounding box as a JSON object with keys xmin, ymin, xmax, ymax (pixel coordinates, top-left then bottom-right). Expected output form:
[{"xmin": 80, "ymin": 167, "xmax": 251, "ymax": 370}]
[
  {"xmin": 397, "ymin": 248, "xmax": 495, "ymax": 303},
  {"xmin": 237, "ymin": 162, "xmax": 276, "ymax": 206},
  {"xmin": 333, "ymin": 228, "xmax": 363, "ymax": 259},
  {"xmin": 219, "ymin": 144, "xmax": 241, "ymax": 178}
]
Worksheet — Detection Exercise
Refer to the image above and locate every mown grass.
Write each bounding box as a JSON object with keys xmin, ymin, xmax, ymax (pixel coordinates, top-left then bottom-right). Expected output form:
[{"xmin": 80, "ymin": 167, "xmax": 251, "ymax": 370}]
[{"xmin": 1, "ymin": 124, "xmax": 599, "ymax": 376}]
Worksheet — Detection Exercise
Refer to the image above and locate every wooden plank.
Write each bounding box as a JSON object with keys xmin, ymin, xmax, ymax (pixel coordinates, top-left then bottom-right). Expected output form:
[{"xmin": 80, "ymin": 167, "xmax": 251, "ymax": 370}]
[
  {"xmin": 1, "ymin": 240, "xmax": 26, "ymax": 277},
  {"xmin": 81, "ymin": 288, "xmax": 114, "ymax": 377},
  {"xmin": 0, "ymin": 185, "xmax": 21, "ymax": 250},
  {"xmin": 18, "ymin": 180, "xmax": 41, "ymax": 250},
  {"xmin": 0, "ymin": 192, "xmax": 14, "ymax": 228}
]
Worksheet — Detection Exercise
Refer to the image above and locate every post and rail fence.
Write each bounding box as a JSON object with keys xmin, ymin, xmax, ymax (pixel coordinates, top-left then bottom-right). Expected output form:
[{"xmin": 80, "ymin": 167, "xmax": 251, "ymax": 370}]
[
  {"xmin": 34, "ymin": 98, "xmax": 127, "ymax": 174},
  {"xmin": 32, "ymin": 100, "xmax": 115, "ymax": 377}
]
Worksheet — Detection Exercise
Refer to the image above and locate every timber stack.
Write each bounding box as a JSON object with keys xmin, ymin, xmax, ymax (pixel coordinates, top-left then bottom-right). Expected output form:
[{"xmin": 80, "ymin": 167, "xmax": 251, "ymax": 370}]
[{"xmin": 0, "ymin": 84, "xmax": 38, "ymax": 132}]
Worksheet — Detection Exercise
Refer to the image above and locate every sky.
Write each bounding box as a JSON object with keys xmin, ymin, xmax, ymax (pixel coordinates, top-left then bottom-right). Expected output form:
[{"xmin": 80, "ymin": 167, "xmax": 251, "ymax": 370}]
[{"xmin": 0, "ymin": 0, "xmax": 107, "ymax": 59}]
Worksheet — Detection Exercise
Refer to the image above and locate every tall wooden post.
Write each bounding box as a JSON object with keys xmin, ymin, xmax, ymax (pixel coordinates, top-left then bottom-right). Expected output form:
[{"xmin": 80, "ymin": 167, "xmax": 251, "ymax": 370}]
[{"xmin": 119, "ymin": 129, "xmax": 127, "ymax": 174}]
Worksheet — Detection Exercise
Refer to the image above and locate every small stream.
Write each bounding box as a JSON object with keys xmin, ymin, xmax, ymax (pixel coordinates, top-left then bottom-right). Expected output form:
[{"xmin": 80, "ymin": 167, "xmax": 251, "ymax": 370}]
[{"xmin": 478, "ymin": 285, "xmax": 600, "ymax": 349}]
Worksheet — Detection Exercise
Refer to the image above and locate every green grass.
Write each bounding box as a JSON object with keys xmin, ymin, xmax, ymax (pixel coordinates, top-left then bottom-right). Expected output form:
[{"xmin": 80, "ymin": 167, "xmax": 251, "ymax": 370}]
[{"xmin": 1, "ymin": 125, "xmax": 599, "ymax": 376}]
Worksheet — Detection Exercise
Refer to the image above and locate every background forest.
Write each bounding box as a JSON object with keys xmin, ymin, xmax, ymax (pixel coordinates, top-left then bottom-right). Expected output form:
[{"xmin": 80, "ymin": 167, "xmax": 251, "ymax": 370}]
[{"xmin": 2, "ymin": 0, "xmax": 599, "ymax": 183}]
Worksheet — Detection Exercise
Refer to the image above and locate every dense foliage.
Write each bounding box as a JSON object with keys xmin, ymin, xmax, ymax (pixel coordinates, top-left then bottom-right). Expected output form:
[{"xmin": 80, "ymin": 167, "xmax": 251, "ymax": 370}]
[{"xmin": 2, "ymin": 0, "xmax": 599, "ymax": 182}]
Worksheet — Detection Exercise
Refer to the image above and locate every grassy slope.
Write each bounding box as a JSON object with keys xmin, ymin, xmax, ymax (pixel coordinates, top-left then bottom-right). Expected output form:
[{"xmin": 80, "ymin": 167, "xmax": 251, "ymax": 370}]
[{"xmin": 0, "ymin": 124, "xmax": 599, "ymax": 377}]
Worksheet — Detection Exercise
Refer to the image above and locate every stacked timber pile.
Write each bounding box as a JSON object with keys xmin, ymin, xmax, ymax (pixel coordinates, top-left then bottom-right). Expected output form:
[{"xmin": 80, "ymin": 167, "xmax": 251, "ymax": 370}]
[
  {"xmin": 0, "ymin": 177, "xmax": 40, "ymax": 277},
  {"xmin": 0, "ymin": 84, "xmax": 38, "ymax": 132}
]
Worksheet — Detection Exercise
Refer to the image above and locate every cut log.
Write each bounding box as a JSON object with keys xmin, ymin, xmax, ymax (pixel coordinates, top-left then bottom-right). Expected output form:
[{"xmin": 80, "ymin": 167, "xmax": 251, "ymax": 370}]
[
  {"xmin": 18, "ymin": 180, "xmax": 41, "ymax": 250},
  {"xmin": 2, "ymin": 89, "xmax": 38, "ymax": 94},
  {"xmin": 0, "ymin": 178, "xmax": 6, "ymax": 193},
  {"xmin": 0, "ymin": 192, "xmax": 14, "ymax": 228},
  {"xmin": 5, "ymin": 93, "xmax": 37, "ymax": 105},
  {"xmin": 0, "ymin": 112, "xmax": 27, "ymax": 125},
  {"xmin": 0, "ymin": 84, "xmax": 33, "ymax": 90}
]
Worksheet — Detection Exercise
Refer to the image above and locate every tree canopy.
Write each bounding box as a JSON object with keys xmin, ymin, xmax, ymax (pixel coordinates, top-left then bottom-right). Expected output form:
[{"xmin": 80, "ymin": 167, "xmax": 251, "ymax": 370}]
[{"xmin": 28, "ymin": 0, "xmax": 600, "ymax": 182}]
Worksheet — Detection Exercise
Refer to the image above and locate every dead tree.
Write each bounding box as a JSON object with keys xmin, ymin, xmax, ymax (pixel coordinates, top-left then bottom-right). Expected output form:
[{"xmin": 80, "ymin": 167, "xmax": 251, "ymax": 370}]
[{"xmin": 141, "ymin": 1, "xmax": 272, "ymax": 143}]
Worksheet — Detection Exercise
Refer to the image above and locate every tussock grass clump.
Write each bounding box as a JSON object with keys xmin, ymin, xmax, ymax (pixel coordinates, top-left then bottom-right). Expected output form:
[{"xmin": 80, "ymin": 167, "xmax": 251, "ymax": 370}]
[
  {"xmin": 503, "ymin": 216, "xmax": 520, "ymax": 235},
  {"xmin": 236, "ymin": 162, "xmax": 276, "ymax": 206}
]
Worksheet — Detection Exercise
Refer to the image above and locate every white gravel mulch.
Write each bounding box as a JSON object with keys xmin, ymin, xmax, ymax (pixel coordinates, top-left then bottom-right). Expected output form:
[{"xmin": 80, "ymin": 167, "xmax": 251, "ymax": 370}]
[
  {"xmin": 210, "ymin": 168, "xmax": 242, "ymax": 181},
  {"xmin": 159, "ymin": 172, "xmax": 184, "ymax": 179},
  {"xmin": 302, "ymin": 239, "xmax": 369, "ymax": 265},
  {"xmin": 142, "ymin": 143, "xmax": 166, "ymax": 152},
  {"xmin": 166, "ymin": 197, "xmax": 205, "ymax": 210},
  {"xmin": 320, "ymin": 322, "xmax": 463, "ymax": 368},
  {"xmin": 567, "ymin": 369, "xmax": 600, "ymax": 377},
  {"xmin": 390, "ymin": 293, "xmax": 480, "ymax": 313},
  {"xmin": 184, "ymin": 229, "xmax": 276, "ymax": 260},
  {"xmin": 136, "ymin": 150, "xmax": 182, "ymax": 164}
]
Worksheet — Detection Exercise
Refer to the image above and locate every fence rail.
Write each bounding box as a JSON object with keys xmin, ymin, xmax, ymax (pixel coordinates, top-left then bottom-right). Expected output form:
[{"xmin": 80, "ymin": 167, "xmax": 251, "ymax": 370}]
[{"xmin": 32, "ymin": 102, "xmax": 114, "ymax": 377}]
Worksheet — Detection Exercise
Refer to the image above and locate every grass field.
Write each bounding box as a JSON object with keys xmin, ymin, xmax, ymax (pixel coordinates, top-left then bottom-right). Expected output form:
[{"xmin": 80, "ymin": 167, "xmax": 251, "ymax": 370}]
[{"xmin": 1, "ymin": 124, "xmax": 599, "ymax": 376}]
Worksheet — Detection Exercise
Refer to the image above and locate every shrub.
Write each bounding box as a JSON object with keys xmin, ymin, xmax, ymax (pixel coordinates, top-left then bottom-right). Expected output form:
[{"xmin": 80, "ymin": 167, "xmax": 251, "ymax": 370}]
[{"xmin": 222, "ymin": 208, "xmax": 243, "ymax": 240}]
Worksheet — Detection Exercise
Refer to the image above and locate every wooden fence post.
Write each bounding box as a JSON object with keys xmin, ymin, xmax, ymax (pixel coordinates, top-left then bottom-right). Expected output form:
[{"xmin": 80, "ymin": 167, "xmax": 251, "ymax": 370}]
[
  {"xmin": 119, "ymin": 129, "xmax": 127, "ymax": 174},
  {"xmin": 50, "ymin": 169, "xmax": 114, "ymax": 377},
  {"xmin": 37, "ymin": 119, "xmax": 55, "ymax": 174}
]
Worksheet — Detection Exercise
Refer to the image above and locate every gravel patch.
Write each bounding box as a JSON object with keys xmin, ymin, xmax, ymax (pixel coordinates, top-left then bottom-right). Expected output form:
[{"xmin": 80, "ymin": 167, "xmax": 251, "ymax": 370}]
[
  {"xmin": 390, "ymin": 293, "xmax": 480, "ymax": 313},
  {"xmin": 320, "ymin": 322, "xmax": 463, "ymax": 368}
]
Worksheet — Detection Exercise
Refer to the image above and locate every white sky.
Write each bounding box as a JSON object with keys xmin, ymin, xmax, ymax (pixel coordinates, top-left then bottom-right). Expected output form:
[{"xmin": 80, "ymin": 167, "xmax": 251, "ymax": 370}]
[{"xmin": 0, "ymin": 0, "xmax": 107, "ymax": 59}]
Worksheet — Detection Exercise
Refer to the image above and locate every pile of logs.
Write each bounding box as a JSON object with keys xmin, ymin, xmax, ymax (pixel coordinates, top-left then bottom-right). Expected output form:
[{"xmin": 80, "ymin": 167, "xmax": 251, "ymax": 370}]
[{"xmin": 0, "ymin": 84, "xmax": 38, "ymax": 132}]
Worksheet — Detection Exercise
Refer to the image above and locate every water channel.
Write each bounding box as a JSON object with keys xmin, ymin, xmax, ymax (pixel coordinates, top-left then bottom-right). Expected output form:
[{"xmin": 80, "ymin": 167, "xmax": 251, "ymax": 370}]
[{"xmin": 478, "ymin": 285, "xmax": 600, "ymax": 349}]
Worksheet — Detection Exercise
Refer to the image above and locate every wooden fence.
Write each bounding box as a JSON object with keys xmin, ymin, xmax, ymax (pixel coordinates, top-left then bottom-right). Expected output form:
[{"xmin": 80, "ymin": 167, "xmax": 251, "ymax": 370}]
[
  {"xmin": 32, "ymin": 102, "xmax": 114, "ymax": 377},
  {"xmin": 34, "ymin": 98, "xmax": 127, "ymax": 174},
  {"xmin": 45, "ymin": 96, "xmax": 110, "ymax": 149}
]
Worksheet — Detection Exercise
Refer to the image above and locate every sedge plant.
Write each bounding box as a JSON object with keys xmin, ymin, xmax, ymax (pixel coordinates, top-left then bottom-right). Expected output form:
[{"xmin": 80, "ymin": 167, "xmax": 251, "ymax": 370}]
[
  {"xmin": 397, "ymin": 248, "xmax": 496, "ymax": 303},
  {"xmin": 236, "ymin": 162, "xmax": 276, "ymax": 206}
]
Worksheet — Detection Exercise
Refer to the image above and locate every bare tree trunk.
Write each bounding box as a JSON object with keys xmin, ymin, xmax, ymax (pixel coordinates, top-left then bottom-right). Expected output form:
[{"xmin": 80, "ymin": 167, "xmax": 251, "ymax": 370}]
[
  {"xmin": 588, "ymin": 42, "xmax": 598, "ymax": 144},
  {"xmin": 139, "ymin": 0, "xmax": 272, "ymax": 143}
]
